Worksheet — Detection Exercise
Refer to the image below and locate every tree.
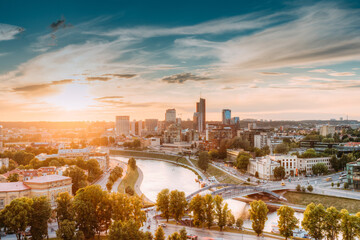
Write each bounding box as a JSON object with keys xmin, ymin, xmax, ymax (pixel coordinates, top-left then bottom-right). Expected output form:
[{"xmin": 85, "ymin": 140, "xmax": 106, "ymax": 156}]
[
  {"xmin": 235, "ymin": 152, "xmax": 251, "ymax": 171},
  {"xmin": 56, "ymin": 220, "xmax": 77, "ymax": 240},
  {"xmin": 214, "ymin": 195, "xmax": 228, "ymax": 231},
  {"xmin": 156, "ymin": 189, "xmax": 171, "ymax": 222},
  {"xmin": 189, "ymin": 194, "xmax": 205, "ymax": 227},
  {"xmin": 301, "ymin": 148, "xmax": 317, "ymax": 158},
  {"xmin": 227, "ymin": 211, "xmax": 235, "ymax": 227},
  {"xmin": 277, "ymin": 205, "xmax": 298, "ymax": 240},
  {"xmin": 73, "ymin": 185, "xmax": 109, "ymax": 239},
  {"xmin": 56, "ymin": 192, "xmax": 74, "ymax": 225},
  {"xmin": 273, "ymin": 166, "xmax": 286, "ymax": 180},
  {"xmin": 340, "ymin": 209, "xmax": 359, "ymax": 240},
  {"xmin": 312, "ymin": 163, "xmax": 328, "ymax": 175},
  {"xmin": 128, "ymin": 157, "xmax": 137, "ymax": 170},
  {"xmin": 323, "ymin": 207, "xmax": 341, "ymax": 240},
  {"xmin": 1, "ymin": 197, "xmax": 33, "ymax": 240},
  {"xmin": 204, "ymin": 194, "xmax": 214, "ymax": 229},
  {"xmin": 301, "ymin": 186, "xmax": 306, "ymax": 192},
  {"xmin": 179, "ymin": 228, "xmax": 187, "ymax": 240},
  {"xmin": 154, "ymin": 226, "xmax": 165, "ymax": 240},
  {"xmin": 64, "ymin": 166, "xmax": 88, "ymax": 195},
  {"xmin": 86, "ymin": 159, "xmax": 102, "ymax": 182},
  {"xmin": 255, "ymin": 171, "xmax": 259, "ymax": 178},
  {"xmin": 108, "ymin": 220, "xmax": 145, "ymax": 240},
  {"xmin": 302, "ymin": 203, "xmax": 326, "ymax": 240},
  {"xmin": 249, "ymin": 200, "xmax": 268, "ymax": 236},
  {"xmin": 29, "ymin": 196, "xmax": 51, "ymax": 240},
  {"xmin": 344, "ymin": 182, "xmax": 349, "ymax": 189},
  {"xmin": 7, "ymin": 173, "xmax": 19, "ymax": 182},
  {"xmin": 274, "ymin": 143, "xmax": 289, "ymax": 154},
  {"xmin": 13, "ymin": 151, "xmax": 35, "ymax": 166},
  {"xmin": 169, "ymin": 190, "xmax": 187, "ymax": 222},
  {"xmin": 296, "ymin": 184, "xmax": 301, "ymax": 192},
  {"xmin": 167, "ymin": 232, "xmax": 181, "ymax": 240},
  {"xmin": 198, "ymin": 151, "xmax": 209, "ymax": 171},
  {"xmin": 208, "ymin": 149, "xmax": 219, "ymax": 160},
  {"xmin": 307, "ymin": 185, "xmax": 313, "ymax": 192},
  {"xmin": 236, "ymin": 217, "xmax": 243, "ymax": 229}
]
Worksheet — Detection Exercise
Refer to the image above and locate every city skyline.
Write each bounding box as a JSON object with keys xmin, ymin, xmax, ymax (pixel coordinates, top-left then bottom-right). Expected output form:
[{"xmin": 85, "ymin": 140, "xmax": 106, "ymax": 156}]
[{"xmin": 1, "ymin": 0, "xmax": 360, "ymax": 121}]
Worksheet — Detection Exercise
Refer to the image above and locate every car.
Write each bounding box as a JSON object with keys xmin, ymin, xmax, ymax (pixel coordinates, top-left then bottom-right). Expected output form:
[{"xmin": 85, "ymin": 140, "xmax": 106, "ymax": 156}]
[
  {"xmin": 159, "ymin": 223, "xmax": 167, "ymax": 228},
  {"xmin": 187, "ymin": 234, "xmax": 198, "ymax": 240}
]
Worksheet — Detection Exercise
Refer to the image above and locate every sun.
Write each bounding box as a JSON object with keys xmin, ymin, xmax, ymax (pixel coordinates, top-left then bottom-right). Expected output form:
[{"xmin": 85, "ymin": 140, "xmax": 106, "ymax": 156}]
[{"xmin": 44, "ymin": 84, "xmax": 93, "ymax": 111}]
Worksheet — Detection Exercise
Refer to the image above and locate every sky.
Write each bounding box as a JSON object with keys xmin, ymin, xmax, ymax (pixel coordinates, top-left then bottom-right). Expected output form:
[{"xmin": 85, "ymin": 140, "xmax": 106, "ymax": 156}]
[{"xmin": 1, "ymin": 0, "xmax": 360, "ymax": 122}]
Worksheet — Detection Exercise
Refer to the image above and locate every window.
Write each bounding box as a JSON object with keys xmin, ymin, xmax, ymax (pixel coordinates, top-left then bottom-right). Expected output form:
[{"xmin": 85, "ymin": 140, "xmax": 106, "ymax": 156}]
[{"xmin": 0, "ymin": 199, "xmax": 4, "ymax": 208}]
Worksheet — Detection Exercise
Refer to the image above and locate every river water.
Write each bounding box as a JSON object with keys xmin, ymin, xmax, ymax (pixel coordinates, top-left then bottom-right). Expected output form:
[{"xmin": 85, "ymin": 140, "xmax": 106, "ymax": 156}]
[{"xmin": 111, "ymin": 156, "xmax": 304, "ymax": 232}]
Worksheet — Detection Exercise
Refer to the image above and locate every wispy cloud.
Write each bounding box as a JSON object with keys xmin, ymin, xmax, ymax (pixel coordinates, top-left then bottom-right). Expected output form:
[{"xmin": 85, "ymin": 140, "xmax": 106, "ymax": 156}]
[
  {"xmin": 259, "ymin": 72, "xmax": 287, "ymax": 76},
  {"xmin": 0, "ymin": 23, "xmax": 24, "ymax": 41},
  {"xmin": 12, "ymin": 79, "xmax": 74, "ymax": 96},
  {"xmin": 309, "ymin": 69, "xmax": 330, "ymax": 73},
  {"xmin": 328, "ymin": 72, "xmax": 355, "ymax": 76},
  {"xmin": 162, "ymin": 72, "xmax": 211, "ymax": 84}
]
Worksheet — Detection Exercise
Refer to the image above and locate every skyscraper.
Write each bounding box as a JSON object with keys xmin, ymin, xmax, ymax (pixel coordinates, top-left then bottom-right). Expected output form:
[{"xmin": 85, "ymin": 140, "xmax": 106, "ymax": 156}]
[
  {"xmin": 194, "ymin": 98, "xmax": 206, "ymax": 132},
  {"xmin": 115, "ymin": 116, "xmax": 130, "ymax": 136},
  {"xmin": 165, "ymin": 109, "xmax": 176, "ymax": 123},
  {"xmin": 222, "ymin": 109, "xmax": 231, "ymax": 125}
]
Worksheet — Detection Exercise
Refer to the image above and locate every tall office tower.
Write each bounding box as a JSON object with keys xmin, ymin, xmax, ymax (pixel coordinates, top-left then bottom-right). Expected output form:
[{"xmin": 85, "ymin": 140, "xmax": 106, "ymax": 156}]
[
  {"xmin": 222, "ymin": 109, "xmax": 231, "ymax": 125},
  {"xmin": 165, "ymin": 109, "xmax": 176, "ymax": 122},
  {"xmin": 130, "ymin": 120, "xmax": 144, "ymax": 136},
  {"xmin": 115, "ymin": 116, "xmax": 130, "ymax": 136},
  {"xmin": 145, "ymin": 119, "xmax": 159, "ymax": 132},
  {"xmin": 0, "ymin": 125, "xmax": 3, "ymax": 152},
  {"xmin": 194, "ymin": 98, "xmax": 206, "ymax": 132}
]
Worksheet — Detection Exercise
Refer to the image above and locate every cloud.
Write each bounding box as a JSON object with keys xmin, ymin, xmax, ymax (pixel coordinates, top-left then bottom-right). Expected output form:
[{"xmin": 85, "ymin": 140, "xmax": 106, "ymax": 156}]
[
  {"xmin": 0, "ymin": 23, "xmax": 24, "ymax": 41},
  {"xmin": 86, "ymin": 77, "xmax": 112, "ymax": 82},
  {"xmin": 309, "ymin": 69, "xmax": 329, "ymax": 73},
  {"xmin": 222, "ymin": 86, "xmax": 234, "ymax": 90},
  {"xmin": 95, "ymin": 96, "xmax": 124, "ymax": 101},
  {"xmin": 328, "ymin": 72, "xmax": 355, "ymax": 76},
  {"xmin": 50, "ymin": 17, "xmax": 72, "ymax": 32},
  {"xmin": 102, "ymin": 74, "xmax": 137, "ymax": 78},
  {"xmin": 12, "ymin": 79, "xmax": 74, "ymax": 96},
  {"xmin": 259, "ymin": 72, "xmax": 287, "ymax": 76},
  {"xmin": 162, "ymin": 72, "xmax": 212, "ymax": 84}
]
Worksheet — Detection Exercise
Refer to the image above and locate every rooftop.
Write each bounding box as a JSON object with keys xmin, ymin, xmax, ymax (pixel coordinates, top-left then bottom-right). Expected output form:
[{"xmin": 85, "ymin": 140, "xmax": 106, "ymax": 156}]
[
  {"xmin": 24, "ymin": 175, "xmax": 71, "ymax": 183},
  {"xmin": 0, "ymin": 182, "xmax": 30, "ymax": 192}
]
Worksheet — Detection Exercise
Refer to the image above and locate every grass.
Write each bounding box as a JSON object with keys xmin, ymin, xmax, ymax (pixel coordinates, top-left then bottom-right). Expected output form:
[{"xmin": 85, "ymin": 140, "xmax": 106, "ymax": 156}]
[
  {"xmin": 118, "ymin": 166, "xmax": 139, "ymax": 194},
  {"xmin": 190, "ymin": 159, "xmax": 243, "ymax": 184},
  {"xmin": 283, "ymin": 191, "xmax": 360, "ymax": 213}
]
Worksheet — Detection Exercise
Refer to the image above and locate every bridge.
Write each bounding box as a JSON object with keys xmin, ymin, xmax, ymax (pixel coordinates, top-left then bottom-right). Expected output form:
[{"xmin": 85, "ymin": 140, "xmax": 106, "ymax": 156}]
[{"xmin": 186, "ymin": 184, "xmax": 287, "ymax": 201}]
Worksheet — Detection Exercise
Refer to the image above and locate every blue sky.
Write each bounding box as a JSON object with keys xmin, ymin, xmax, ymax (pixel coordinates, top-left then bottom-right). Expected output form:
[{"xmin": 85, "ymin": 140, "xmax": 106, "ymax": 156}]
[{"xmin": 1, "ymin": 0, "xmax": 360, "ymax": 121}]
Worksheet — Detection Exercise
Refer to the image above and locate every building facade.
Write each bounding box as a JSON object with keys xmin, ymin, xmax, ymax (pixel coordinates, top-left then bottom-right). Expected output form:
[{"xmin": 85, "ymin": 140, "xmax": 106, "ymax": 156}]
[
  {"xmin": 115, "ymin": 116, "xmax": 130, "ymax": 136},
  {"xmin": 346, "ymin": 161, "xmax": 360, "ymax": 189},
  {"xmin": 165, "ymin": 109, "xmax": 176, "ymax": 123},
  {"xmin": 222, "ymin": 109, "xmax": 231, "ymax": 125},
  {"xmin": 248, "ymin": 157, "xmax": 280, "ymax": 180},
  {"xmin": 194, "ymin": 98, "xmax": 206, "ymax": 132}
]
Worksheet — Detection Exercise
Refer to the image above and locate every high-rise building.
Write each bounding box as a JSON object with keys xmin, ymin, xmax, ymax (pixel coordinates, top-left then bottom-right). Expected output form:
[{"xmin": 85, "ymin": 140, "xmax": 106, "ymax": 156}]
[
  {"xmin": 145, "ymin": 119, "xmax": 158, "ymax": 133},
  {"xmin": 115, "ymin": 116, "xmax": 130, "ymax": 136},
  {"xmin": 194, "ymin": 98, "xmax": 206, "ymax": 132},
  {"xmin": 130, "ymin": 120, "xmax": 143, "ymax": 136},
  {"xmin": 222, "ymin": 109, "xmax": 231, "ymax": 125},
  {"xmin": 165, "ymin": 109, "xmax": 176, "ymax": 123}
]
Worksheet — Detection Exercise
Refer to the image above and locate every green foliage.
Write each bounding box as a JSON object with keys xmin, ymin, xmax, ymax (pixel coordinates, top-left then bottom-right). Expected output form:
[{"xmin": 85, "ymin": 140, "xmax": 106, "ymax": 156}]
[
  {"xmin": 249, "ymin": 200, "xmax": 269, "ymax": 236},
  {"xmin": 7, "ymin": 173, "xmax": 19, "ymax": 182},
  {"xmin": 236, "ymin": 217, "xmax": 243, "ymax": 229},
  {"xmin": 189, "ymin": 194, "xmax": 205, "ymax": 227},
  {"xmin": 125, "ymin": 186, "xmax": 135, "ymax": 196},
  {"xmin": 277, "ymin": 205, "xmax": 298, "ymax": 239},
  {"xmin": 156, "ymin": 189, "xmax": 170, "ymax": 222},
  {"xmin": 204, "ymin": 194, "xmax": 215, "ymax": 229},
  {"xmin": 226, "ymin": 211, "xmax": 235, "ymax": 227},
  {"xmin": 340, "ymin": 209, "xmax": 359, "ymax": 240},
  {"xmin": 108, "ymin": 219, "xmax": 146, "ymax": 240},
  {"xmin": 302, "ymin": 203, "xmax": 326, "ymax": 240},
  {"xmin": 344, "ymin": 182, "xmax": 349, "ymax": 189},
  {"xmin": 307, "ymin": 185, "xmax": 313, "ymax": 192},
  {"xmin": 86, "ymin": 159, "xmax": 103, "ymax": 182},
  {"xmin": 214, "ymin": 195, "xmax": 228, "ymax": 231},
  {"xmin": 128, "ymin": 157, "xmax": 137, "ymax": 170},
  {"xmin": 312, "ymin": 163, "xmax": 328, "ymax": 175},
  {"xmin": 56, "ymin": 220, "xmax": 77, "ymax": 240},
  {"xmin": 1, "ymin": 197, "xmax": 33, "ymax": 240},
  {"xmin": 273, "ymin": 166, "xmax": 285, "ymax": 180},
  {"xmin": 235, "ymin": 152, "xmax": 251, "ymax": 170},
  {"xmin": 300, "ymin": 148, "xmax": 317, "ymax": 158},
  {"xmin": 13, "ymin": 151, "xmax": 35, "ymax": 166},
  {"xmin": 169, "ymin": 190, "xmax": 187, "ymax": 222},
  {"xmin": 56, "ymin": 192, "xmax": 74, "ymax": 224},
  {"xmin": 274, "ymin": 143, "xmax": 289, "ymax": 154},
  {"xmin": 29, "ymin": 196, "xmax": 52, "ymax": 240},
  {"xmin": 198, "ymin": 151, "xmax": 209, "ymax": 171},
  {"xmin": 64, "ymin": 166, "xmax": 88, "ymax": 195},
  {"xmin": 323, "ymin": 207, "xmax": 341, "ymax": 240},
  {"xmin": 154, "ymin": 226, "xmax": 165, "ymax": 240},
  {"xmin": 208, "ymin": 149, "xmax": 219, "ymax": 160}
]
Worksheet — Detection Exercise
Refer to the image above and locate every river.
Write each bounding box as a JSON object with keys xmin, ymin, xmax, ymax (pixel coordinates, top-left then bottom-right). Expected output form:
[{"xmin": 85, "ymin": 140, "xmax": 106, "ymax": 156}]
[{"xmin": 111, "ymin": 156, "xmax": 304, "ymax": 232}]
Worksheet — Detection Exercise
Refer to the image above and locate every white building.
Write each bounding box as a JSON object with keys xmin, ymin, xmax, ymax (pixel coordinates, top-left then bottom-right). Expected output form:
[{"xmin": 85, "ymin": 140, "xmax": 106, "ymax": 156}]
[
  {"xmin": 116, "ymin": 116, "xmax": 130, "ymax": 136},
  {"xmin": 298, "ymin": 157, "xmax": 332, "ymax": 175},
  {"xmin": 248, "ymin": 157, "xmax": 280, "ymax": 180},
  {"xmin": 269, "ymin": 155, "xmax": 298, "ymax": 176},
  {"xmin": 149, "ymin": 137, "xmax": 161, "ymax": 147},
  {"xmin": 320, "ymin": 125, "xmax": 335, "ymax": 137},
  {"xmin": 254, "ymin": 133, "xmax": 270, "ymax": 149},
  {"xmin": 165, "ymin": 109, "xmax": 176, "ymax": 123}
]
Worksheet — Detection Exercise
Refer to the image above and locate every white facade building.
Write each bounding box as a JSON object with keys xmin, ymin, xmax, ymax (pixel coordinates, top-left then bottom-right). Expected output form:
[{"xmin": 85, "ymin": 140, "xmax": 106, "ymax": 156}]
[
  {"xmin": 254, "ymin": 133, "xmax": 270, "ymax": 149},
  {"xmin": 320, "ymin": 125, "xmax": 335, "ymax": 137},
  {"xmin": 116, "ymin": 116, "xmax": 130, "ymax": 136},
  {"xmin": 248, "ymin": 157, "xmax": 280, "ymax": 180}
]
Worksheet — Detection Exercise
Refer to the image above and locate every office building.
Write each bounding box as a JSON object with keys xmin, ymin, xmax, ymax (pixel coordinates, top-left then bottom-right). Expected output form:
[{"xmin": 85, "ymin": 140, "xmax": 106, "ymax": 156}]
[
  {"xmin": 130, "ymin": 120, "xmax": 143, "ymax": 136},
  {"xmin": 164, "ymin": 124, "xmax": 182, "ymax": 143},
  {"xmin": 320, "ymin": 125, "xmax": 336, "ymax": 137},
  {"xmin": 248, "ymin": 157, "xmax": 280, "ymax": 180},
  {"xmin": 115, "ymin": 116, "xmax": 130, "ymax": 136},
  {"xmin": 165, "ymin": 109, "xmax": 176, "ymax": 123},
  {"xmin": 222, "ymin": 109, "xmax": 231, "ymax": 125},
  {"xmin": 145, "ymin": 119, "xmax": 158, "ymax": 133},
  {"xmin": 346, "ymin": 161, "xmax": 360, "ymax": 189},
  {"xmin": 194, "ymin": 98, "xmax": 206, "ymax": 132},
  {"xmin": 254, "ymin": 133, "xmax": 270, "ymax": 149}
]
